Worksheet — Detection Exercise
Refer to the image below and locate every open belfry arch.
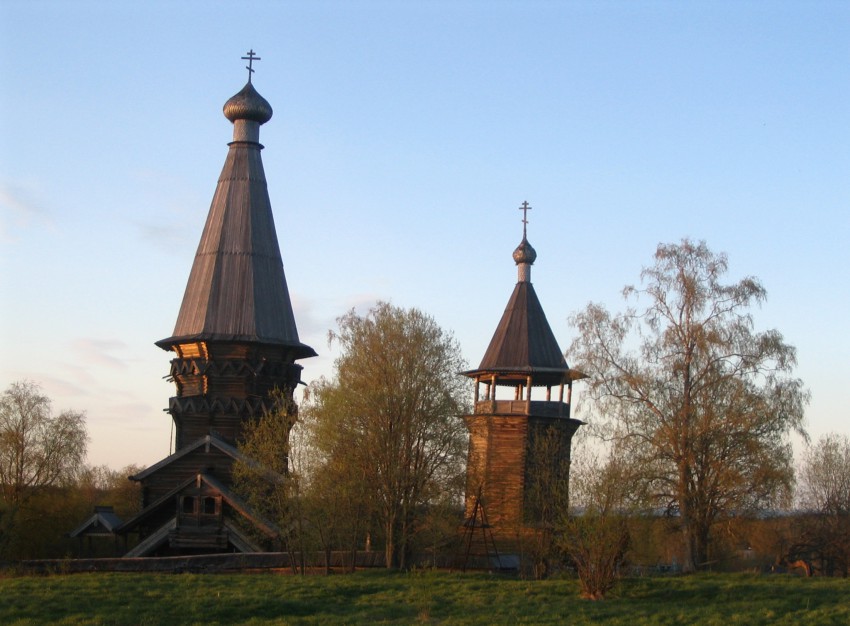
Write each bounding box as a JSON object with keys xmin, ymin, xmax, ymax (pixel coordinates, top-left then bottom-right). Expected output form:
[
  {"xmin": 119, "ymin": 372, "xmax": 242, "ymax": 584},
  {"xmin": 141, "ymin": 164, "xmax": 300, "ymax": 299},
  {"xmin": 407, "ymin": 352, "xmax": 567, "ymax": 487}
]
[
  {"xmin": 117, "ymin": 53, "xmax": 315, "ymax": 556},
  {"xmin": 461, "ymin": 202, "xmax": 585, "ymax": 559}
]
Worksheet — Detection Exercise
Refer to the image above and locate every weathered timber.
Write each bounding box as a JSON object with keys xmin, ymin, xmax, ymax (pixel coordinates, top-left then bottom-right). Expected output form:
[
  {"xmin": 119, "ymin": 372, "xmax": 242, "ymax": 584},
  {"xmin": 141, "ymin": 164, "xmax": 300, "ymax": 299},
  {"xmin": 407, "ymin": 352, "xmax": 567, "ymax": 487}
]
[
  {"xmin": 20, "ymin": 550, "xmax": 391, "ymax": 574},
  {"xmin": 464, "ymin": 414, "xmax": 528, "ymax": 529},
  {"xmin": 169, "ymin": 527, "xmax": 229, "ymax": 550}
]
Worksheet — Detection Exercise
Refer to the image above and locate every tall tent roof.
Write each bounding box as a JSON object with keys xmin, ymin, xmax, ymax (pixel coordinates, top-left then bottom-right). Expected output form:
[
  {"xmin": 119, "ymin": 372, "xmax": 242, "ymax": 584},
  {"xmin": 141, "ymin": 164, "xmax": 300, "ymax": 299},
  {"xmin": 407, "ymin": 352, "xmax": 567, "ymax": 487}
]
[
  {"xmin": 463, "ymin": 205, "xmax": 583, "ymax": 386},
  {"xmin": 476, "ymin": 280, "xmax": 568, "ymax": 375},
  {"xmin": 157, "ymin": 78, "xmax": 315, "ymax": 359}
]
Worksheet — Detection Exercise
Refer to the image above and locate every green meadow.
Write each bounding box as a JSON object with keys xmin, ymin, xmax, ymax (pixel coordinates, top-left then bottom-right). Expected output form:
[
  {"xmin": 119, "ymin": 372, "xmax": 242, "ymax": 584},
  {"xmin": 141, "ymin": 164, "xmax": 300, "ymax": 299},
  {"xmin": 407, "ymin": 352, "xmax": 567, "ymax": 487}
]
[{"xmin": 1, "ymin": 570, "xmax": 848, "ymax": 625}]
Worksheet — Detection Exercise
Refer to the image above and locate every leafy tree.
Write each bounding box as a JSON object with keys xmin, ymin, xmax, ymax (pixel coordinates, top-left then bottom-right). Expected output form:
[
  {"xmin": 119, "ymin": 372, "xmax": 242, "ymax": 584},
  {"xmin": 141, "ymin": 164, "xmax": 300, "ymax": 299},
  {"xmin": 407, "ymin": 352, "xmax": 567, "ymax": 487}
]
[
  {"xmin": 76, "ymin": 463, "xmax": 143, "ymax": 520},
  {"xmin": 300, "ymin": 435, "xmax": 375, "ymax": 573},
  {"xmin": 568, "ymin": 239, "xmax": 808, "ymax": 572},
  {"xmin": 0, "ymin": 380, "xmax": 88, "ymax": 557},
  {"xmin": 522, "ymin": 424, "xmax": 574, "ymax": 579},
  {"xmin": 559, "ymin": 451, "xmax": 632, "ymax": 600},
  {"xmin": 794, "ymin": 433, "xmax": 850, "ymax": 576},
  {"xmin": 232, "ymin": 388, "xmax": 302, "ymax": 570},
  {"xmin": 305, "ymin": 302, "xmax": 470, "ymax": 569}
]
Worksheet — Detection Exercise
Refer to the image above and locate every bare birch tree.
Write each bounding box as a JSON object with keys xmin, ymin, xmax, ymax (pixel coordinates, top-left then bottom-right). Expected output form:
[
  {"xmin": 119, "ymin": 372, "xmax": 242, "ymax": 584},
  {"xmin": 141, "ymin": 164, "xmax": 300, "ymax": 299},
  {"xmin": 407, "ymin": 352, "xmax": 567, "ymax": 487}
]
[
  {"xmin": 559, "ymin": 451, "xmax": 632, "ymax": 599},
  {"xmin": 568, "ymin": 239, "xmax": 808, "ymax": 572},
  {"xmin": 795, "ymin": 433, "xmax": 850, "ymax": 575},
  {"xmin": 0, "ymin": 380, "xmax": 88, "ymax": 556}
]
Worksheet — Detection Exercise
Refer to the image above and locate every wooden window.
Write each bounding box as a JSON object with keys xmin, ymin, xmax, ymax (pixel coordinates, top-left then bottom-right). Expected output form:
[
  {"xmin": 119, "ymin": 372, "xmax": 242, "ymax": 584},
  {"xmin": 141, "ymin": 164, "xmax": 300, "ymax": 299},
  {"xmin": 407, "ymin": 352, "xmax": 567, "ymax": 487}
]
[
  {"xmin": 181, "ymin": 496, "xmax": 197, "ymax": 514},
  {"xmin": 203, "ymin": 496, "xmax": 218, "ymax": 515}
]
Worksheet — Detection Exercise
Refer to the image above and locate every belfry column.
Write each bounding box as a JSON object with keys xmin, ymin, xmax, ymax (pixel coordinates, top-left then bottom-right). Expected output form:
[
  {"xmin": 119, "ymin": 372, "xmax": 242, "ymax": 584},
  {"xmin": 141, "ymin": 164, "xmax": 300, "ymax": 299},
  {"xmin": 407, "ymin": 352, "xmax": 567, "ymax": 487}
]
[{"xmin": 460, "ymin": 202, "xmax": 585, "ymax": 555}]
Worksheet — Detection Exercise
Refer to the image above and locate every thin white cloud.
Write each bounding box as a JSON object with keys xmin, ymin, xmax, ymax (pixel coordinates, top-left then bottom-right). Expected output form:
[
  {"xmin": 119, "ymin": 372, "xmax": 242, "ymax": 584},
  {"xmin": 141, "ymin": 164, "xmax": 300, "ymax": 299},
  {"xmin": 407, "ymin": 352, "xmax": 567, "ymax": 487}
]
[
  {"xmin": 290, "ymin": 295, "xmax": 327, "ymax": 339},
  {"xmin": 71, "ymin": 338, "xmax": 132, "ymax": 370},
  {"xmin": 342, "ymin": 293, "xmax": 383, "ymax": 317},
  {"xmin": 52, "ymin": 363, "xmax": 99, "ymax": 388},
  {"xmin": 87, "ymin": 401, "xmax": 157, "ymax": 425},
  {"xmin": 129, "ymin": 168, "xmax": 201, "ymax": 252},
  {"xmin": 40, "ymin": 374, "xmax": 91, "ymax": 399},
  {"xmin": 291, "ymin": 292, "xmax": 382, "ymax": 351},
  {"xmin": 0, "ymin": 180, "xmax": 52, "ymax": 240},
  {"xmin": 0, "ymin": 373, "xmax": 90, "ymax": 400},
  {"xmin": 134, "ymin": 220, "xmax": 195, "ymax": 251}
]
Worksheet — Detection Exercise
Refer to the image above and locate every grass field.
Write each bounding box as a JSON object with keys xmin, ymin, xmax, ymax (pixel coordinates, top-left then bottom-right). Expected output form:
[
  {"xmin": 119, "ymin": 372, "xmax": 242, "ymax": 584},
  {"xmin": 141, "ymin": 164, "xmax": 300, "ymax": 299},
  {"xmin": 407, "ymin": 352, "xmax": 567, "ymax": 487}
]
[{"xmin": 1, "ymin": 569, "xmax": 848, "ymax": 625}]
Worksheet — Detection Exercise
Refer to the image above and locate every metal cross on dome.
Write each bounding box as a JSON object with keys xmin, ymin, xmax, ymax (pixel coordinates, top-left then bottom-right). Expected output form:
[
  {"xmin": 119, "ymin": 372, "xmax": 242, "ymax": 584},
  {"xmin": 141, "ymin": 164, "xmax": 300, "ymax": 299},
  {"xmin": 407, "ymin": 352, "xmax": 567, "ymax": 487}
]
[
  {"xmin": 519, "ymin": 201, "xmax": 532, "ymax": 238},
  {"xmin": 242, "ymin": 50, "xmax": 261, "ymax": 82}
]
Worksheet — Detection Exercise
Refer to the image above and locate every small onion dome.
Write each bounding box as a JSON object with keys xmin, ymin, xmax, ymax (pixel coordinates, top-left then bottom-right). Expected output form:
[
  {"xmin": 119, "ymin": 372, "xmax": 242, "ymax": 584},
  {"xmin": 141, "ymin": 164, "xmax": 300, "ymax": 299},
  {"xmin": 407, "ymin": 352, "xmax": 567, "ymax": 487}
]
[
  {"xmin": 223, "ymin": 81, "xmax": 273, "ymax": 124},
  {"xmin": 512, "ymin": 237, "xmax": 537, "ymax": 265}
]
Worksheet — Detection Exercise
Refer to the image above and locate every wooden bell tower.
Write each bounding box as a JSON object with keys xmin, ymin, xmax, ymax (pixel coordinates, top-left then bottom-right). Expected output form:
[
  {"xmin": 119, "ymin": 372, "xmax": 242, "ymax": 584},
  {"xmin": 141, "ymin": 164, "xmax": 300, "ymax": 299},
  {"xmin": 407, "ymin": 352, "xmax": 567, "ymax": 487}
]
[{"xmin": 462, "ymin": 202, "xmax": 585, "ymax": 553}]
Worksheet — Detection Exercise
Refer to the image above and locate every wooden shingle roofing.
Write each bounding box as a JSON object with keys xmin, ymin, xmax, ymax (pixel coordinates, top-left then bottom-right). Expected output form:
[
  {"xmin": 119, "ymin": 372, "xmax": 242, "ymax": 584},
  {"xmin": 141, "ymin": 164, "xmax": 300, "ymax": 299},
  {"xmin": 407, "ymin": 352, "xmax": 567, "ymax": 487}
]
[
  {"xmin": 157, "ymin": 82, "xmax": 315, "ymax": 359},
  {"xmin": 479, "ymin": 280, "xmax": 567, "ymax": 372},
  {"xmin": 463, "ymin": 280, "xmax": 573, "ymax": 387},
  {"xmin": 128, "ymin": 434, "xmax": 247, "ymax": 482},
  {"xmin": 68, "ymin": 506, "xmax": 123, "ymax": 538},
  {"xmin": 463, "ymin": 231, "xmax": 585, "ymax": 386}
]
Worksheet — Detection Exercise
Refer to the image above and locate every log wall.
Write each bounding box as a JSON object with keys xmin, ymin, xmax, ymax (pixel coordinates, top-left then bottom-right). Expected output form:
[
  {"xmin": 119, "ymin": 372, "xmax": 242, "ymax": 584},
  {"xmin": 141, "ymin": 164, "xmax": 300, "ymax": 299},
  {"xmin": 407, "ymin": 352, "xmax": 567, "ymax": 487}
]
[
  {"xmin": 464, "ymin": 403, "xmax": 582, "ymax": 552},
  {"xmin": 167, "ymin": 340, "xmax": 302, "ymax": 448}
]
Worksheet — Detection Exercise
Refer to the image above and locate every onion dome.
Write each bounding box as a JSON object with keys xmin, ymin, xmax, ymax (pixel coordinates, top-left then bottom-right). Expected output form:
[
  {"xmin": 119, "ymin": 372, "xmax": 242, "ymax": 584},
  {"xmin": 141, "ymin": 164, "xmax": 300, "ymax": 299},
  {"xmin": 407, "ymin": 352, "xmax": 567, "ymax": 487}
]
[
  {"xmin": 223, "ymin": 81, "xmax": 273, "ymax": 124},
  {"xmin": 513, "ymin": 237, "xmax": 537, "ymax": 266}
]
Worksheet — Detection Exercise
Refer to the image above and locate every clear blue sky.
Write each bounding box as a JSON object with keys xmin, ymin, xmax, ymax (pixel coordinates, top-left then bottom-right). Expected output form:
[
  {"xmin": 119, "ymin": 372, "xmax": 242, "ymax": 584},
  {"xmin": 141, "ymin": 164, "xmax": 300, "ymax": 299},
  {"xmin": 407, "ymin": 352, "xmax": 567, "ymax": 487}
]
[{"xmin": 1, "ymin": 1, "xmax": 847, "ymax": 469}]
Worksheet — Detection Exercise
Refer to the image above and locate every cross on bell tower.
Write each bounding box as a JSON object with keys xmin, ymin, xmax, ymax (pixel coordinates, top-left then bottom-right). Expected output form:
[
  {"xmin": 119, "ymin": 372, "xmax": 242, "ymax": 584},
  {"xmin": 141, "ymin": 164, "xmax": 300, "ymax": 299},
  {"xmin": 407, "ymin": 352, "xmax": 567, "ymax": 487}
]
[
  {"xmin": 242, "ymin": 49, "xmax": 261, "ymax": 82},
  {"xmin": 519, "ymin": 201, "xmax": 531, "ymax": 238}
]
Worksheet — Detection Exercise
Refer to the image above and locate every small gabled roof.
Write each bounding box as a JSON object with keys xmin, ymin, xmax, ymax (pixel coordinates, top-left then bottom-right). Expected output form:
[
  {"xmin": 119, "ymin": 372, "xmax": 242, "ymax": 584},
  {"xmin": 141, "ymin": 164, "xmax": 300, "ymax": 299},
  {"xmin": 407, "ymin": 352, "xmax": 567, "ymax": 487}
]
[
  {"xmin": 118, "ymin": 474, "xmax": 203, "ymax": 532},
  {"xmin": 68, "ymin": 506, "xmax": 123, "ymax": 538},
  {"xmin": 200, "ymin": 473, "xmax": 281, "ymax": 538},
  {"xmin": 122, "ymin": 518, "xmax": 176, "ymax": 557},
  {"xmin": 123, "ymin": 517, "xmax": 264, "ymax": 557},
  {"xmin": 129, "ymin": 434, "xmax": 247, "ymax": 482},
  {"xmin": 118, "ymin": 472, "xmax": 280, "ymax": 540}
]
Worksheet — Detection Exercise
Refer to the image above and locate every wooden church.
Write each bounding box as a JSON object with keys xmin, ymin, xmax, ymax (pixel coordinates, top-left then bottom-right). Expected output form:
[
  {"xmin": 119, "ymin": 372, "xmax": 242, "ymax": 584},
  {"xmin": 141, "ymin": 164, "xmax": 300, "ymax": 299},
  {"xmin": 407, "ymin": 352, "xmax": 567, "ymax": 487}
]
[
  {"xmin": 116, "ymin": 54, "xmax": 315, "ymax": 555},
  {"xmin": 461, "ymin": 203, "xmax": 585, "ymax": 558},
  {"xmin": 104, "ymin": 54, "xmax": 583, "ymax": 562}
]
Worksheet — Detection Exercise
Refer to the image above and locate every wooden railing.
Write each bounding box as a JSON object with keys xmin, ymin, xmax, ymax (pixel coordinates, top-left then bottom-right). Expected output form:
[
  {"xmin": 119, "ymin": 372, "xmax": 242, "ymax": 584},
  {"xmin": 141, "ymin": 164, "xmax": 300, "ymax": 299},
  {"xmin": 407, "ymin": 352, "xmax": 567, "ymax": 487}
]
[{"xmin": 473, "ymin": 400, "xmax": 569, "ymax": 417}]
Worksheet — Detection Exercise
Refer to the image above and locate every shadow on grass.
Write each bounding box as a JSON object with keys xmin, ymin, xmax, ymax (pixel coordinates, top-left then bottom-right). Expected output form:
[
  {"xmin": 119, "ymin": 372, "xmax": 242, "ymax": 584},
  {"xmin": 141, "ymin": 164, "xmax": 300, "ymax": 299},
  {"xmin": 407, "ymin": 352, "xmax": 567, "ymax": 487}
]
[{"xmin": 1, "ymin": 570, "xmax": 848, "ymax": 625}]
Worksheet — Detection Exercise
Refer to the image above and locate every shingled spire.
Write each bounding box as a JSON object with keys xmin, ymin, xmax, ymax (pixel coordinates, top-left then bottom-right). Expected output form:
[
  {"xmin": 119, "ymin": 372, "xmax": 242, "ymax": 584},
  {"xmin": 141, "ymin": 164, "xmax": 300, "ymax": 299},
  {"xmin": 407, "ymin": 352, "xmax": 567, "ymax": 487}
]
[
  {"xmin": 156, "ymin": 77, "xmax": 314, "ymax": 358},
  {"xmin": 465, "ymin": 202, "xmax": 575, "ymax": 387},
  {"xmin": 156, "ymin": 63, "xmax": 314, "ymax": 450}
]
